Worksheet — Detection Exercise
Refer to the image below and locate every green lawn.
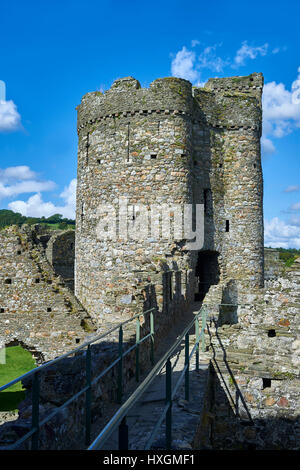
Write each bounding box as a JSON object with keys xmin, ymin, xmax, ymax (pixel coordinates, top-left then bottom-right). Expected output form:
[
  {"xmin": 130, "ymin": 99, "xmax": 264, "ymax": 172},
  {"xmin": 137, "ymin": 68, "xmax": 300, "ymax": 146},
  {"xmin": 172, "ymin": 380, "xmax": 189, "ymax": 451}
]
[{"xmin": 0, "ymin": 346, "xmax": 36, "ymax": 411}]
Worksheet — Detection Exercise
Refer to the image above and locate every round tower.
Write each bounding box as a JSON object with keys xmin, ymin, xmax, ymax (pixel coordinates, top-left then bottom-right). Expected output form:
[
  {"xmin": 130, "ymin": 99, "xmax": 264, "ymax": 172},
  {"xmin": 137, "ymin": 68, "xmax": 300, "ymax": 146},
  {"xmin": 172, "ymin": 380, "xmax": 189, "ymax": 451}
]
[{"xmin": 75, "ymin": 77, "xmax": 196, "ymax": 323}]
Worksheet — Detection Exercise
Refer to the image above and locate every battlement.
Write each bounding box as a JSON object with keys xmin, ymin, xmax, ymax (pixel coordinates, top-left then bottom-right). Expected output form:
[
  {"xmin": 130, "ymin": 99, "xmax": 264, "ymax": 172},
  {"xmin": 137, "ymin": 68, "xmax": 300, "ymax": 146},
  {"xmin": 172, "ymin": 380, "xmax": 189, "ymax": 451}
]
[
  {"xmin": 77, "ymin": 77, "xmax": 193, "ymax": 132},
  {"xmin": 204, "ymin": 72, "xmax": 264, "ymax": 101},
  {"xmin": 77, "ymin": 74, "xmax": 262, "ymax": 133}
]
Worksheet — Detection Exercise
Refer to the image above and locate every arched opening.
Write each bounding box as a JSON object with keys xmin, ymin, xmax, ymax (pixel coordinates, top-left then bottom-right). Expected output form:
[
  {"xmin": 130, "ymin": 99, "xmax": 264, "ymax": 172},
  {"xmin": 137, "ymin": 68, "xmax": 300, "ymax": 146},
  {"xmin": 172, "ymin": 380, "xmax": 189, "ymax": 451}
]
[{"xmin": 194, "ymin": 250, "xmax": 220, "ymax": 301}]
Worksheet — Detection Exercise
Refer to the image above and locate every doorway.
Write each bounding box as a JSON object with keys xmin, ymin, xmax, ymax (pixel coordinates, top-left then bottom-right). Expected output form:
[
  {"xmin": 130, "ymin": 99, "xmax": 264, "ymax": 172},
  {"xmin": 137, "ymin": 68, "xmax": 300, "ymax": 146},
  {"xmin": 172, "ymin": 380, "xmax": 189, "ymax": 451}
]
[{"xmin": 194, "ymin": 251, "xmax": 220, "ymax": 301}]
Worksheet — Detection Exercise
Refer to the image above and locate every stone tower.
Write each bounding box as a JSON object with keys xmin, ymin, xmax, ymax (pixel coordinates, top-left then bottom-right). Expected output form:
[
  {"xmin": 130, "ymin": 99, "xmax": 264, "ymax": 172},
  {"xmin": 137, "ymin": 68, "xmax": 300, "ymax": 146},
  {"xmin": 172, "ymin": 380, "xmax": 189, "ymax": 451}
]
[{"xmin": 75, "ymin": 74, "xmax": 264, "ymax": 325}]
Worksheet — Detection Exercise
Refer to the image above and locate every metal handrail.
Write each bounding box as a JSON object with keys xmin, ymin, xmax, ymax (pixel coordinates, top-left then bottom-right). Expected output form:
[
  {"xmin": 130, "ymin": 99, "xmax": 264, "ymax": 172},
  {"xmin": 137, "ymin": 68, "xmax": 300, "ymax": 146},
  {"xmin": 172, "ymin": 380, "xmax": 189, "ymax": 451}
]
[
  {"xmin": 88, "ymin": 306, "xmax": 207, "ymax": 451},
  {"xmin": 0, "ymin": 307, "xmax": 154, "ymax": 393},
  {"xmin": 0, "ymin": 304, "xmax": 158, "ymax": 450}
]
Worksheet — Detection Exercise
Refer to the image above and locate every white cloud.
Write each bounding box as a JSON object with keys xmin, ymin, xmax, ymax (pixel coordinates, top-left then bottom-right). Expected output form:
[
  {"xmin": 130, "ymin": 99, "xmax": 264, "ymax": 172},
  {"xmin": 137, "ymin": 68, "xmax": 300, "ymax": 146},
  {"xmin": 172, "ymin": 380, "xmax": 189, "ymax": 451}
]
[
  {"xmin": 0, "ymin": 165, "xmax": 36, "ymax": 182},
  {"xmin": 284, "ymin": 185, "xmax": 300, "ymax": 193},
  {"xmin": 0, "ymin": 165, "xmax": 56, "ymax": 200},
  {"xmin": 169, "ymin": 43, "xmax": 297, "ymax": 156},
  {"xmin": 234, "ymin": 41, "xmax": 268, "ymax": 67},
  {"xmin": 191, "ymin": 39, "xmax": 200, "ymax": 48},
  {"xmin": 262, "ymin": 67, "xmax": 300, "ymax": 154},
  {"xmin": 8, "ymin": 179, "xmax": 77, "ymax": 219},
  {"xmin": 198, "ymin": 44, "xmax": 229, "ymax": 73},
  {"xmin": 289, "ymin": 216, "xmax": 300, "ymax": 226},
  {"xmin": 0, "ymin": 180, "xmax": 56, "ymax": 199},
  {"xmin": 170, "ymin": 43, "xmax": 229, "ymax": 83},
  {"xmin": 265, "ymin": 217, "xmax": 300, "ymax": 248},
  {"xmin": 171, "ymin": 41, "xmax": 273, "ymax": 84},
  {"xmin": 171, "ymin": 47, "xmax": 199, "ymax": 82},
  {"xmin": 261, "ymin": 136, "xmax": 275, "ymax": 154},
  {"xmin": 0, "ymin": 99, "xmax": 21, "ymax": 132},
  {"xmin": 290, "ymin": 202, "xmax": 300, "ymax": 211}
]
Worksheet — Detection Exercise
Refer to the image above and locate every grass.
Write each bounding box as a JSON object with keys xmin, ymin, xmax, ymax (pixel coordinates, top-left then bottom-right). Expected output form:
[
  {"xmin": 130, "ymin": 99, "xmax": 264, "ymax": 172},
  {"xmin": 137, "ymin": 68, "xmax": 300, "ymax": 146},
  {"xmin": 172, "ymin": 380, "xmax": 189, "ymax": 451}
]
[
  {"xmin": 0, "ymin": 346, "xmax": 36, "ymax": 411},
  {"xmin": 41, "ymin": 223, "xmax": 75, "ymax": 230}
]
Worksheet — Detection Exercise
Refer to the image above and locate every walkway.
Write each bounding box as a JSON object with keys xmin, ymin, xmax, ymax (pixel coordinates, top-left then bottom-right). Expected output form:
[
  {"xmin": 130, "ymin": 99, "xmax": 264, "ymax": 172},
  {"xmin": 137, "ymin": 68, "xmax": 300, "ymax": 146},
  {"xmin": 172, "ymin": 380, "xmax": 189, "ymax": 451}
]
[{"xmin": 89, "ymin": 301, "xmax": 211, "ymax": 450}]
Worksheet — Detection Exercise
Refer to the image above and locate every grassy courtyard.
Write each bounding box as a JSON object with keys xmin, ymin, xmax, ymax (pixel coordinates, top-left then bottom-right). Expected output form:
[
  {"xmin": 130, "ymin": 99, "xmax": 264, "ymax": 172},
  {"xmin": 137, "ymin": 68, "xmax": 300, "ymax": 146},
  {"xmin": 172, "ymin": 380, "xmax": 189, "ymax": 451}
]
[{"xmin": 0, "ymin": 346, "xmax": 36, "ymax": 411}]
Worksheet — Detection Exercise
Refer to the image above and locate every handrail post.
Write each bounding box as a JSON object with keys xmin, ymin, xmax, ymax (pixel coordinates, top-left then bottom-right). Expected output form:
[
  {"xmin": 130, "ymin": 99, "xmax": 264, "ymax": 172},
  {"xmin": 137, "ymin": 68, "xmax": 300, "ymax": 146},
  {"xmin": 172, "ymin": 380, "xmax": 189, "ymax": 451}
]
[
  {"xmin": 165, "ymin": 358, "xmax": 172, "ymax": 449},
  {"xmin": 136, "ymin": 316, "xmax": 140, "ymax": 382},
  {"xmin": 185, "ymin": 333, "xmax": 189, "ymax": 401},
  {"xmin": 201, "ymin": 307, "xmax": 207, "ymax": 352},
  {"xmin": 150, "ymin": 311, "xmax": 154, "ymax": 366},
  {"xmin": 85, "ymin": 345, "xmax": 92, "ymax": 446},
  {"xmin": 195, "ymin": 316, "xmax": 200, "ymax": 371},
  {"xmin": 118, "ymin": 417, "xmax": 129, "ymax": 450},
  {"xmin": 117, "ymin": 326, "xmax": 123, "ymax": 404},
  {"xmin": 31, "ymin": 371, "xmax": 40, "ymax": 450}
]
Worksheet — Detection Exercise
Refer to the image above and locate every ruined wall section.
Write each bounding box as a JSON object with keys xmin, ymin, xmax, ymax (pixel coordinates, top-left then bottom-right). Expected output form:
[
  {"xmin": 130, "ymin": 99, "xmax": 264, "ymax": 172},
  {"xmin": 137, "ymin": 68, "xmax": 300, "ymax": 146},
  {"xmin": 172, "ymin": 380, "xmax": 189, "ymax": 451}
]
[
  {"xmin": 76, "ymin": 77, "xmax": 197, "ymax": 325},
  {"xmin": 264, "ymin": 248, "xmax": 285, "ymax": 280},
  {"xmin": 208, "ymin": 259, "xmax": 300, "ymax": 449},
  {"xmin": 46, "ymin": 230, "xmax": 75, "ymax": 290},
  {"xmin": 0, "ymin": 225, "xmax": 95, "ymax": 361}
]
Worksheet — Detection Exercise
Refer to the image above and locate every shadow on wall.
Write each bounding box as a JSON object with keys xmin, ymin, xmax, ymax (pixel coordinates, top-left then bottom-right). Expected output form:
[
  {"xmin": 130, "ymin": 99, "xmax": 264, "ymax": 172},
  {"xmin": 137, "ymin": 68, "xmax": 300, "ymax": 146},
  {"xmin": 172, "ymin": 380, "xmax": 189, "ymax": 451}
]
[
  {"xmin": 194, "ymin": 251, "xmax": 220, "ymax": 301},
  {"xmin": 0, "ymin": 270, "xmax": 192, "ymax": 450},
  {"xmin": 204, "ymin": 319, "xmax": 300, "ymax": 450}
]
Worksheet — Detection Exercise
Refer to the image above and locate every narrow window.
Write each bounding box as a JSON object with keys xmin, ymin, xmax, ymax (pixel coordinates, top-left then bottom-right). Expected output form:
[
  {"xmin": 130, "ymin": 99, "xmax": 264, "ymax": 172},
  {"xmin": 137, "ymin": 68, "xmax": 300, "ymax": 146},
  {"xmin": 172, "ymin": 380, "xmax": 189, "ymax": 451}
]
[
  {"xmin": 75, "ymin": 338, "xmax": 80, "ymax": 344},
  {"xmin": 17, "ymin": 250, "xmax": 21, "ymax": 255},
  {"xmin": 0, "ymin": 308, "xmax": 4, "ymax": 313},
  {"xmin": 219, "ymin": 163, "xmax": 223, "ymax": 168},
  {"xmin": 268, "ymin": 329, "xmax": 276, "ymax": 337},
  {"xmin": 225, "ymin": 220, "xmax": 230, "ymax": 232},
  {"xmin": 204, "ymin": 189, "xmax": 210, "ymax": 213},
  {"xmin": 86, "ymin": 132, "xmax": 90, "ymax": 165},
  {"xmin": 97, "ymin": 159, "xmax": 101, "ymax": 164},
  {"xmin": 253, "ymin": 163, "xmax": 257, "ymax": 169},
  {"xmin": 47, "ymin": 307, "xmax": 52, "ymax": 312},
  {"xmin": 262, "ymin": 378, "xmax": 271, "ymax": 389},
  {"xmin": 5, "ymin": 279, "xmax": 11, "ymax": 285},
  {"xmin": 151, "ymin": 154, "xmax": 157, "ymax": 159},
  {"xmin": 35, "ymin": 278, "xmax": 40, "ymax": 284}
]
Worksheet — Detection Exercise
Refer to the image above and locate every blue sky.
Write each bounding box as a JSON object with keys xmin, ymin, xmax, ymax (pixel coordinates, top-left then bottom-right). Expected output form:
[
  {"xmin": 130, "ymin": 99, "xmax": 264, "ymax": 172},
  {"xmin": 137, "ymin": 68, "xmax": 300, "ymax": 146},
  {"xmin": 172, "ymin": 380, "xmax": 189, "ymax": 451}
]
[{"xmin": 0, "ymin": 0, "xmax": 300, "ymax": 247}]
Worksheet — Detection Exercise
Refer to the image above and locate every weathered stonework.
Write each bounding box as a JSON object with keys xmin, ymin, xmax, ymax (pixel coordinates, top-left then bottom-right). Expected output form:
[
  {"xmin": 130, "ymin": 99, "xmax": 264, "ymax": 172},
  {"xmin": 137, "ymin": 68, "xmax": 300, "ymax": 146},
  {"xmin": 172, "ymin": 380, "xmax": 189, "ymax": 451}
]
[
  {"xmin": 2, "ymin": 72, "xmax": 299, "ymax": 451},
  {"xmin": 264, "ymin": 248, "xmax": 285, "ymax": 281},
  {"xmin": 204, "ymin": 258, "xmax": 300, "ymax": 449},
  {"xmin": 45, "ymin": 230, "xmax": 75, "ymax": 290},
  {"xmin": 0, "ymin": 225, "xmax": 94, "ymax": 361},
  {"xmin": 75, "ymin": 73, "xmax": 264, "ymax": 325}
]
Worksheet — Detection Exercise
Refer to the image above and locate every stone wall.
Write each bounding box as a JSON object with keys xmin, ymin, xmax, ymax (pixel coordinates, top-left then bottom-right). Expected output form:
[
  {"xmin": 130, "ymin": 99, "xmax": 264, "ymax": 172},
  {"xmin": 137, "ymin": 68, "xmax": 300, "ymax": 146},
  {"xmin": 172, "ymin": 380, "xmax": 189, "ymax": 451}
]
[
  {"xmin": 264, "ymin": 248, "xmax": 285, "ymax": 281},
  {"xmin": 0, "ymin": 270, "xmax": 190, "ymax": 450},
  {"xmin": 204, "ymin": 258, "xmax": 300, "ymax": 449},
  {"xmin": 0, "ymin": 225, "xmax": 94, "ymax": 361},
  {"xmin": 75, "ymin": 73, "xmax": 264, "ymax": 326},
  {"xmin": 45, "ymin": 230, "xmax": 75, "ymax": 290}
]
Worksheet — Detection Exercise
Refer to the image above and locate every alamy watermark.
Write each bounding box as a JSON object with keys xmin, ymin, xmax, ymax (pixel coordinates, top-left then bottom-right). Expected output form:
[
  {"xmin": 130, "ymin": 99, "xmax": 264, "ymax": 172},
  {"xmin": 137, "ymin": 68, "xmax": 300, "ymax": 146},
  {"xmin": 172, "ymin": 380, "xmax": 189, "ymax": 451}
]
[{"xmin": 95, "ymin": 197, "xmax": 204, "ymax": 250}]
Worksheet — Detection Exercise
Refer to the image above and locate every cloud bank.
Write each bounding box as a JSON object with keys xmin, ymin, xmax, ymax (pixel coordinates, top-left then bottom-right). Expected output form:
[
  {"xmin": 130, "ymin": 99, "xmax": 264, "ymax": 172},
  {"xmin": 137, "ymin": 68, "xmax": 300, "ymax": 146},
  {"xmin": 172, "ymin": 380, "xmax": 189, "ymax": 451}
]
[
  {"xmin": 0, "ymin": 99, "xmax": 21, "ymax": 132},
  {"xmin": 8, "ymin": 178, "xmax": 77, "ymax": 219}
]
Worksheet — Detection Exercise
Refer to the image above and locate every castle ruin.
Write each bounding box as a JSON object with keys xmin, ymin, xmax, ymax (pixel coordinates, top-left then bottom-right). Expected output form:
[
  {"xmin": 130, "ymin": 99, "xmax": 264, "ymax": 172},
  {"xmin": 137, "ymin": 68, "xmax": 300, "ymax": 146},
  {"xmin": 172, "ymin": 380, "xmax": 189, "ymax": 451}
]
[
  {"xmin": 1, "ymin": 73, "xmax": 300, "ymax": 450},
  {"xmin": 75, "ymin": 74, "xmax": 264, "ymax": 324}
]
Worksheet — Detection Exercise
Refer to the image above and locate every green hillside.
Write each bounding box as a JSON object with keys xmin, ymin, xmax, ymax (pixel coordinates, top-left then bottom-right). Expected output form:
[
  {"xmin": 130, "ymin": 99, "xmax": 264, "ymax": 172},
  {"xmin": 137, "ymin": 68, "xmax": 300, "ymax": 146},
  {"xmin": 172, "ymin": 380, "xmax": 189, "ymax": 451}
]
[{"xmin": 0, "ymin": 209, "xmax": 75, "ymax": 230}]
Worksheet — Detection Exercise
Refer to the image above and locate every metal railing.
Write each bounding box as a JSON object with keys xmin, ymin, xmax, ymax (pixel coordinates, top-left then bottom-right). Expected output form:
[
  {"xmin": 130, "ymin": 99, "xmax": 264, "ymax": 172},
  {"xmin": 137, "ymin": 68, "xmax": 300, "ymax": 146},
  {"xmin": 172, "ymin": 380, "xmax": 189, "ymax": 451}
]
[
  {"xmin": 0, "ymin": 306, "xmax": 157, "ymax": 450},
  {"xmin": 88, "ymin": 306, "xmax": 207, "ymax": 450}
]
